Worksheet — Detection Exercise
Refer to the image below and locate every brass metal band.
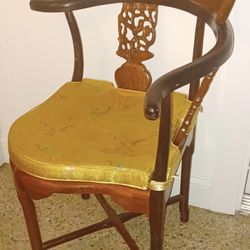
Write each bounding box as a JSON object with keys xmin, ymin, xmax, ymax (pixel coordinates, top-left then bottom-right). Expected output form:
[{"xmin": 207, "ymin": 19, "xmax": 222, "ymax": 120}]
[{"xmin": 149, "ymin": 177, "xmax": 176, "ymax": 191}]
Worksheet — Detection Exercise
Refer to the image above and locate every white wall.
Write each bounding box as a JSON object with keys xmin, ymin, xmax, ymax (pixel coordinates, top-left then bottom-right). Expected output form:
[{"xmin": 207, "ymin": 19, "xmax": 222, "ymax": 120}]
[
  {"xmin": 209, "ymin": 1, "xmax": 250, "ymax": 213},
  {"xmin": 1, "ymin": 1, "xmax": 249, "ymax": 214}
]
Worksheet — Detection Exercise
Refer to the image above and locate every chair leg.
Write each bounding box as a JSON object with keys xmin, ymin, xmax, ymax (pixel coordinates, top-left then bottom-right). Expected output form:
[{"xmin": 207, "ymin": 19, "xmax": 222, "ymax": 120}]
[
  {"xmin": 179, "ymin": 139, "xmax": 195, "ymax": 223},
  {"xmin": 15, "ymin": 184, "xmax": 43, "ymax": 250},
  {"xmin": 81, "ymin": 194, "xmax": 90, "ymax": 200},
  {"xmin": 95, "ymin": 194, "xmax": 139, "ymax": 250},
  {"xmin": 149, "ymin": 191, "xmax": 166, "ymax": 250}
]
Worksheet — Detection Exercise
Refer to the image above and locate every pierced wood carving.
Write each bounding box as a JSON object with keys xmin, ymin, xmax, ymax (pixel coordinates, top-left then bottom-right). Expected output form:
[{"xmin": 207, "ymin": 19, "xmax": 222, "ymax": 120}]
[
  {"xmin": 174, "ymin": 69, "xmax": 218, "ymax": 148},
  {"xmin": 115, "ymin": 3, "xmax": 158, "ymax": 91}
]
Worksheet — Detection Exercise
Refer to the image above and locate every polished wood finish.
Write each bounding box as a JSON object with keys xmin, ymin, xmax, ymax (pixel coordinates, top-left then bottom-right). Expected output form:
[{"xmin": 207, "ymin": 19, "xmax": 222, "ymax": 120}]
[
  {"xmin": 174, "ymin": 70, "xmax": 218, "ymax": 148},
  {"xmin": 15, "ymin": 182, "xmax": 43, "ymax": 249},
  {"xmin": 149, "ymin": 190, "xmax": 166, "ymax": 250},
  {"xmin": 177, "ymin": 16, "xmax": 205, "ymax": 223},
  {"xmin": 191, "ymin": 0, "xmax": 236, "ymax": 23},
  {"xmin": 189, "ymin": 17, "xmax": 205, "ymax": 101},
  {"xmin": 11, "ymin": 1, "xmax": 236, "ymax": 249},
  {"xmin": 12, "ymin": 164, "xmax": 150, "ymax": 214},
  {"xmin": 144, "ymin": 19, "xmax": 234, "ymax": 120},
  {"xmin": 65, "ymin": 11, "xmax": 83, "ymax": 81},
  {"xmin": 153, "ymin": 94, "xmax": 171, "ymax": 182},
  {"xmin": 115, "ymin": 3, "xmax": 158, "ymax": 91},
  {"xmin": 30, "ymin": 0, "xmax": 235, "ymax": 20},
  {"xmin": 96, "ymin": 194, "xmax": 140, "ymax": 249},
  {"xmin": 43, "ymin": 211, "xmax": 140, "ymax": 249},
  {"xmin": 179, "ymin": 137, "xmax": 195, "ymax": 222}
]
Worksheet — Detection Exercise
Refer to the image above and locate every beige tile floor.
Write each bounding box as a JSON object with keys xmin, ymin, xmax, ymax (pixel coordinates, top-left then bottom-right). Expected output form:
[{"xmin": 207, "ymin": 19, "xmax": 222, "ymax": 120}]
[{"xmin": 1, "ymin": 163, "xmax": 250, "ymax": 250}]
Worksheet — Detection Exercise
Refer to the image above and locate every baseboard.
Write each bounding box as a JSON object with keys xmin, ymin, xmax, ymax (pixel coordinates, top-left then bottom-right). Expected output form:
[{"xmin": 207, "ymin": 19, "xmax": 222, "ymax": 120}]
[
  {"xmin": 171, "ymin": 173, "xmax": 212, "ymax": 210},
  {"xmin": 0, "ymin": 136, "xmax": 8, "ymax": 164}
]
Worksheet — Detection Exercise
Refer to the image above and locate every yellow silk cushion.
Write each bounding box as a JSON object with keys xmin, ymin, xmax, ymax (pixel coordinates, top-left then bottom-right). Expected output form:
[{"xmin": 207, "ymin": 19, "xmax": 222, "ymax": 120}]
[{"xmin": 9, "ymin": 78, "xmax": 197, "ymax": 190}]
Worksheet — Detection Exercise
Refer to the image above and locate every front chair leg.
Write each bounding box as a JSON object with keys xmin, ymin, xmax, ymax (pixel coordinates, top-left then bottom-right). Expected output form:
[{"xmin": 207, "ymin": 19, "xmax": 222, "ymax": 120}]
[
  {"xmin": 149, "ymin": 190, "xmax": 166, "ymax": 250},
  {"xmin": 179, "ymin": 139, "xmax": 195, "ymax": 223},
  {"xmin": 15, "ymin": 183, "xmax": 43, "ymax": 250}
]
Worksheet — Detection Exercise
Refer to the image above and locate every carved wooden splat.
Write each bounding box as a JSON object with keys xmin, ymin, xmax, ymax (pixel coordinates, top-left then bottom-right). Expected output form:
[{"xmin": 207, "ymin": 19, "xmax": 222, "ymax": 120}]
[{"xmin": 115, "ymin": 3, "xmax": 158, "ymax": 91}]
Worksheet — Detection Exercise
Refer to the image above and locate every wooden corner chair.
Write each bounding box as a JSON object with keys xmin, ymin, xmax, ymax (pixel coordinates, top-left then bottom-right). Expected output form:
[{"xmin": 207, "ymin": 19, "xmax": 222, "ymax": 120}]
[{"xmin": 9, "ymin": 0, "xmax": 235, "ymax": 249}]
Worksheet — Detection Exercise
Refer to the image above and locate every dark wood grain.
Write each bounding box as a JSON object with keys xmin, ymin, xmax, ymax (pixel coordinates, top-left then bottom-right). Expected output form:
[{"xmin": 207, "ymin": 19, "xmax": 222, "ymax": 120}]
[
  {"xmin": 65, "ymin": 11, "xmax": 83, "ymax": 81},
  {"xmin": 29, "ymin": 0, "xmax": 235, "ymax": 22},
  {"xmin": 174, "ymin": 70, "xmax": 218, "ymax": 148},
  {"xmin": 11, "ymin": 1, "xmax": 236, "ymax": 249},
  {"xmin": 96, "ymin": 194, "xmax": 140, "ymax": 250},
  {"xmin": 189, "ymin": 17, "xmax": 205, "ymax": 101},
  {"xmin": 43, "ymin": 212, "xmax": 140, "ymax": 249},
  {"xmin": 191, "ymin": 0, "xmax": 236, "ymax": 23}
]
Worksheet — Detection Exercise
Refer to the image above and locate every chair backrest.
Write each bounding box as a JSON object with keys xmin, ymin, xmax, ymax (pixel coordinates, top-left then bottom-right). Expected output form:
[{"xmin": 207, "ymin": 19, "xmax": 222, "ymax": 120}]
[
  {"xmin": 115, "ymin": 3, "xmax": 158, "ymax": 91},
  {"xmin": 191, "ymin": 0, "xmax": 235, "ymax": 23},
  {"xmin": 29, "ymin": 0, "xmax": 236, "ymax": 94},
  {"xmin": 114, "ymin": 0, "xmax": 235, "ymax": 92}
]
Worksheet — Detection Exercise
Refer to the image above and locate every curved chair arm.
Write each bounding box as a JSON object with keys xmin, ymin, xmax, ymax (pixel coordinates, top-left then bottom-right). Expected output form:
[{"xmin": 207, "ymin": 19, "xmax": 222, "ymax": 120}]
[{"xmin": 144, "ymin": 20, "xmax": 234, "ymax": 120}]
